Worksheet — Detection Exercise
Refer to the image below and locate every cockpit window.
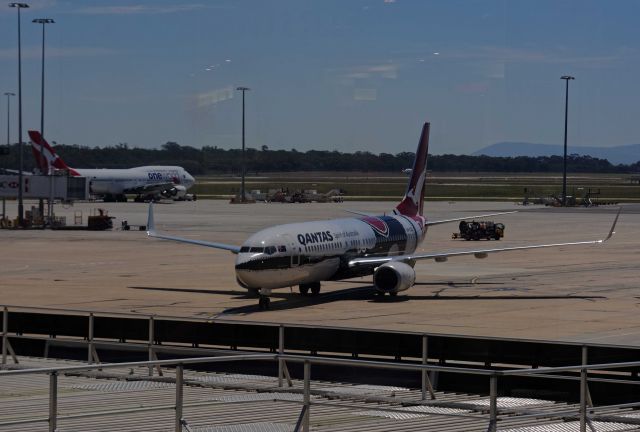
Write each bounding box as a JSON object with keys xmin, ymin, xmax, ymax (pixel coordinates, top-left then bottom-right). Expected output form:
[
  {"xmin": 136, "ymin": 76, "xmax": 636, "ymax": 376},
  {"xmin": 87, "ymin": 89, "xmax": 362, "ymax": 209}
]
[
  {"xmin": 278, "ymin": 245, "xmax": 287, "ymax": 252},
  {"xmin": 265, "ymin": 246, "xmax": 276, "ymax": 255},
  {"xmin": 249, "ymin": 247, "xmax": 264, "ymax": 253},
  {"xmin": 240, "ymin": 246, "xmax": 250, "ymax": 253}
]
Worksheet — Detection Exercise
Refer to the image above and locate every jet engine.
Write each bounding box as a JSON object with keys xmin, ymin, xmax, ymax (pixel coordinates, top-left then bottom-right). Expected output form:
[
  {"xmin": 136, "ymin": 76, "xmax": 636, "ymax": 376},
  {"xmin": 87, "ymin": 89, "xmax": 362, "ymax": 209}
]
[
  {"xmin": 161, "ymin": 185, "xmax": 187, "ymax": 199},
  {"xmin": 373, "ymin": 261, "xmax": 416, "ymax": 294}
]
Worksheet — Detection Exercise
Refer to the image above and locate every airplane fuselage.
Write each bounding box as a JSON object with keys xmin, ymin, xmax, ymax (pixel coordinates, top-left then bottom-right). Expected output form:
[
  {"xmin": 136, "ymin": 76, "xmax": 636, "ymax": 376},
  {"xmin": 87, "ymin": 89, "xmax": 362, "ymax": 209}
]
[
  {"xmin": 235, "ymin": 214, "xmax": 426, "ymax": 291},
  {"xmin": 75, "ymin": 166, "xmax": 195, "ymax": 196}
]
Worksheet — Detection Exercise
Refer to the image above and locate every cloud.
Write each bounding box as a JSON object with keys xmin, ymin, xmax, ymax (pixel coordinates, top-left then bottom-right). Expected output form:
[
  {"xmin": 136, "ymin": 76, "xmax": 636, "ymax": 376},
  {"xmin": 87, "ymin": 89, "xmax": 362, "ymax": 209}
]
[
  {"xmin": 0, "ymin": 46, "xmax": 117, "ymax": 60},
  {"xmin": 438, "ymin": 45, "xmax": 629, "ymax": 69},
  {"xmin": 454, "ymin": 82, "xmax": 489, "ymax": 94},
  {"xmin": 354, "ymin": 88, "xmax": 377, "ymax": 101},
  {"xmin": 73, "ymin": 4, "xmax": 211, "ymax": 15},
  {"xmin": 343, "ymin": 63, "xmax": 399, "ymax": 80},
  {"xmin": 192, "ymin": 86, "xmax": 234, "ymax": 109},
  {"xmin": 0, "ymin": 0, "xmax": 57, "ymax": 14}
]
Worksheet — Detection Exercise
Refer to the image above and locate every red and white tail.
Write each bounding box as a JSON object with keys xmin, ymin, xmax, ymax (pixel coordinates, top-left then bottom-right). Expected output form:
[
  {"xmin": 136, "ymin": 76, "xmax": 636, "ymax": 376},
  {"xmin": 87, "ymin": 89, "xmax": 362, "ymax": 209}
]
[
  {"xmin": 28, "ymin": 130, "xmax": 80, "ymax": 176},
  {"xmin": 394, "ymin": 122, "xmax": 430, "ymax": 217}
]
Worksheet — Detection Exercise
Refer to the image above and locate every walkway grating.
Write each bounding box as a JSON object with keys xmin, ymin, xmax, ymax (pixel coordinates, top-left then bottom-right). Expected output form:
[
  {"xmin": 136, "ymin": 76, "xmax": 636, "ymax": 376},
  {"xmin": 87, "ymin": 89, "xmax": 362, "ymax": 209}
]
[{"xmin": 1, "ymin": 356, "xmax": 640, "ymax": 432}]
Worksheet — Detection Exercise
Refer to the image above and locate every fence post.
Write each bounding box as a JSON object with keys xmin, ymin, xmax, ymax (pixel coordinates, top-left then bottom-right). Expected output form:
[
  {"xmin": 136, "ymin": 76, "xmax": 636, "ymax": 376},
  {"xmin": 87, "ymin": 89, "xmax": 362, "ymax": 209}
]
[
  {"xmin": 580, "ymin": 346, "xmax": 588, "ymax": 432},
  {"xmin": 2, "ymin": 306, "xmax": 7, "ymax": 366},
  {"xmin": 49, "ymin": 371, "xmax": 58, "ymax": 432},
  {"xmin": 148, "ymin": 316, "xmax": 155, "ymax": 377},
  {"xmin": 582, "ymin": 345, "xmax": 593, "ymax": 407},
  {"xmin": 278, "ymin": 325, "xmax": 284, "ymax": 387},
  {"xmin": 303, "ymin": 360, "xmax": 311, "ymax": 432},
  {"xmin": 175, "ymin": 364, "xmax": 184, "ymax": 432},
  {"xmin": 421, "ymin": 334, "xmax": 436, "ymax": 400},
  {"xmin": 421, "ymin": 334, "xmax": 427, "ymax": 400},
  {"xmin": 88, "ymin": 313, "xmax": 94, "ymax": 364},
  {"xmin": 488, "ymin": 374, "xmax": 498, "ymax": 432}
]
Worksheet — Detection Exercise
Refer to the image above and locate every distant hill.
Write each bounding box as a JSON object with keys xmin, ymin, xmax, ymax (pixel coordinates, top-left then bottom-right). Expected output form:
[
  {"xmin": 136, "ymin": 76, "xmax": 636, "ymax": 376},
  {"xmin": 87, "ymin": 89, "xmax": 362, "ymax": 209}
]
[{"xmin": 473, "ymin": 142, "xmax": 640, "ymax": 165}]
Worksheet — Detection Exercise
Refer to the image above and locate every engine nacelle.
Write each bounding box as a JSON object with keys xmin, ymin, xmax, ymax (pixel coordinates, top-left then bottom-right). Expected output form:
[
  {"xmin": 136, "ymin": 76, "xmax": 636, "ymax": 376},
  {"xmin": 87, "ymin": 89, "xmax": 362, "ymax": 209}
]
[
  {"xmin": 171, "ymin": 185, "xmax": 187, "ymax": 198},
  {"xmin": 373, "ymin": 261, "xmax": 416, "ymax": 294},
  {"xmin": 161, "ymin": 185, "xmax": 187, "ymax": 199}
]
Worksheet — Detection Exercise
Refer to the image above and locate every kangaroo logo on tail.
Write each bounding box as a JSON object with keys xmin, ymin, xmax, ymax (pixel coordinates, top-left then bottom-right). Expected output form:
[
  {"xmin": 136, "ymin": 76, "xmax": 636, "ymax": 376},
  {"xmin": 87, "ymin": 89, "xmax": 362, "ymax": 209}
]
[
  {"xmin": 394, "ymin": 122, "xmax": 430, "ymax": 217},
  {"xmin": 28, "ymin": 131, "xmax": 80, "ymax": 176}
]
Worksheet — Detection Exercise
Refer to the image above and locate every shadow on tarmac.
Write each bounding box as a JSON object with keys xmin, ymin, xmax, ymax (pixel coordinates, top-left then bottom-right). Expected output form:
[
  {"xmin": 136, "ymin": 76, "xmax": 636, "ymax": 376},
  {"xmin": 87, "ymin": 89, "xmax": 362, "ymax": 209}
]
[
  {"xmin": 127, "ymin": 280, "xmax": 605, "ymax": 315},
  {"xmin": 129, "ymin": 283, "xmax": 606, "ymax": 315},
  {"xmin": 129, "ymin": 286, "xmax": 253, "ymax": 298}
]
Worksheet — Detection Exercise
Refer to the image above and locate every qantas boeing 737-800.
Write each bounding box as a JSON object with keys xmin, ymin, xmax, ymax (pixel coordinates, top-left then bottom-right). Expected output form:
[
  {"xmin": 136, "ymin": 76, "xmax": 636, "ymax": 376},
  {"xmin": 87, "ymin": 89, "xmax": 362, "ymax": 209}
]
[
  {"xmin": 147, "ymin": 122, "xmax": 620, "ymax": 310},
  {"xmin": 28, "ymin": 131, "xmax": 196, "ymax": 202}
]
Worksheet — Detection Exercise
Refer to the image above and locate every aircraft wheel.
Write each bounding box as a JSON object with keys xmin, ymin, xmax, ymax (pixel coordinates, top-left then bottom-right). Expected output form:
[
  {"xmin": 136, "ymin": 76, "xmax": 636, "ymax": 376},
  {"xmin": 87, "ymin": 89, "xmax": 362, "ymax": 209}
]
[
  {"xmin": 298, "ymin": 285, "xmax": 310, "ymax": 296},
  {"xmin": 389, "ymin": 292, "xmax": 398, "ymax": 297},
  {"xmin": 258, "ymin": 296, "xmax": 270, "ymax": 310},
  {"xmin": 310, "ymin": 283, "xmax": 321, "ymax": 296}
]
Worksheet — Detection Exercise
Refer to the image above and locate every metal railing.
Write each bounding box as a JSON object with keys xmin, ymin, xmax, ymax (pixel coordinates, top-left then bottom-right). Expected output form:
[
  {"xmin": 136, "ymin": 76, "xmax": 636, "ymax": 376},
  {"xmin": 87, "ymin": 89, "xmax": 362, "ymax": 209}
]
[
  {"xmin": 3, "ymin": 304, "xmax": 640, "ymax": 432},
  {"xmin": 2, "ymin": 351, "xmax": 640, "ymax": 432},
  {"xmin": 5, "ymin": 303, "xmax": 640, "ymax": 351}
]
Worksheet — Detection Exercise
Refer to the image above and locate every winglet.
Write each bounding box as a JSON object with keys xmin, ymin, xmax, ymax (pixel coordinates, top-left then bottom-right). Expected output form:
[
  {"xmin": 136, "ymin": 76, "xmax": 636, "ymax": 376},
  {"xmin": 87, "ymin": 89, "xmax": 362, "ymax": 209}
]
[
  {"xmin": 602, "ymin": 207, "xmax": 621, "ymax": 242},
  {"xmin": 147, "ymin": 203, "xmax": 156, "ymax": 236}
]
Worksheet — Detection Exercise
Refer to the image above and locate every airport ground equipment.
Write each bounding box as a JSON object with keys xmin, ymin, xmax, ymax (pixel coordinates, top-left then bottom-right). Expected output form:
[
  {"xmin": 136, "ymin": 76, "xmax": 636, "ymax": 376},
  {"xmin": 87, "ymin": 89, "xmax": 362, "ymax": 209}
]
[
  {"xmin": 0, "ymin": 174, "xmax": 89, "ymax": 228},
  {"xmin": 47, "ymin": 208, "xmax": 114, "ymax": 231},
  {"xmin": 121, "ymin": 220, "xmax": 147, "ymax": 231},
  {"xmin": 453, "ymin": 220, "xmax": 505, "ymax": 240},
  {"xmin": 0, "ymin": 174, "xmax": 88, "ymax": 201},
  {"xmin": 3, "ymin": 305, "xmax": 640, "ymax": 431}
]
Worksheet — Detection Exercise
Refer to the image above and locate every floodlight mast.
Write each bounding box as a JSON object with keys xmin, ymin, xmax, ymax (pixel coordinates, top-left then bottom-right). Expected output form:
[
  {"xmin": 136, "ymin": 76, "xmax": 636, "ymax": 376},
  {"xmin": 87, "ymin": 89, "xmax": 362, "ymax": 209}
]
[
  {"xmin": 236, "ymin": 86, "xmax": 250, "ymax": 203},
  {"xmin": 33, "ymin": 17, "xmax": 55, "ymax": 223},
  {"xmin": 9, "ymin": 2, "xmax": 29, "ymax": 227},
  {"xmin": 561, "ymin": 75, "xmax": 575, "ymax": 207}
]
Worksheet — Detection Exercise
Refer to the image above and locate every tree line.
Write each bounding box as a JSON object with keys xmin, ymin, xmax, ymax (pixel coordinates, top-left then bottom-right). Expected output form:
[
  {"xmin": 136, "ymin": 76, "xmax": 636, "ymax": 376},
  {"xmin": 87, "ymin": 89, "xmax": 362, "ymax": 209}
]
[{"xmin": 1, "ymin": 141, "xmax": 638, "ymax": 175}]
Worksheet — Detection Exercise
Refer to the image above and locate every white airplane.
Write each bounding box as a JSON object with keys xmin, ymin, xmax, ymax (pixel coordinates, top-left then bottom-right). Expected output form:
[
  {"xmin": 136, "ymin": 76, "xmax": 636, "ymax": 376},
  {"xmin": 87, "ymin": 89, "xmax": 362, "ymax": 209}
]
[
  {"xmin": 28, "ymin": 130, "xmax": 196, "ymax": 202},
  {"xmin": 147, "ymin": 122, "xmax": 620, "ymax": 310}
]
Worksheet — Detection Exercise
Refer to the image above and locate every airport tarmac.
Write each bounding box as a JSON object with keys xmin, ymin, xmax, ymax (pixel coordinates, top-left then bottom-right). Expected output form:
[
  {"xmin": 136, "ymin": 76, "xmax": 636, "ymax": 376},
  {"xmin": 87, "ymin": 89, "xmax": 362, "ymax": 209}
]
[{"xmin": 1, "ymin": 200, "xmax": 638, "ymax": 346}]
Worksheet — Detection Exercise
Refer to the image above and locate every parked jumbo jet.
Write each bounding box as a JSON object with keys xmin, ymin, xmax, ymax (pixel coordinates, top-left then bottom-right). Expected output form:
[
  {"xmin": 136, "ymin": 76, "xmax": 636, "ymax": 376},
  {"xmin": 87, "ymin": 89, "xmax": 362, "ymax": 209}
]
[
  {"xmin": 147, "ymin": 122, "xmax": 620, "ymax": 310},
  {"xmin": 28, "ymin": 131, "xmax": 196, "ymax": 202}
]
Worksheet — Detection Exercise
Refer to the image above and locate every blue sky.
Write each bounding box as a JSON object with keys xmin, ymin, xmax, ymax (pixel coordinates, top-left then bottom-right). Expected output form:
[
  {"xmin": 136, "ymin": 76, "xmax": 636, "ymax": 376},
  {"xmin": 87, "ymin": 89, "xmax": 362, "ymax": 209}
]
[{"xmin": 1, "ymin": 0, "xmax": 639, "ymax": 154}]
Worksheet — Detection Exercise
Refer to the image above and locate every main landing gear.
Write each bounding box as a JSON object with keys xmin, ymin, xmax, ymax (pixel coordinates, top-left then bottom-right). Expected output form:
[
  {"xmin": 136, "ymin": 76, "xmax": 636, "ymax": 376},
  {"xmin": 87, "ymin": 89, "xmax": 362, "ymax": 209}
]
[
  {"xmin": 257, "ymin": 288, "xmax": 273, "ymax": 310},
  {"xmin": 258, "ymin": 295, "xmax": 271, "ymax": 310},
  {"xmin": 299, "ymin": 282, "xmax": 321, "ymax": 296}
]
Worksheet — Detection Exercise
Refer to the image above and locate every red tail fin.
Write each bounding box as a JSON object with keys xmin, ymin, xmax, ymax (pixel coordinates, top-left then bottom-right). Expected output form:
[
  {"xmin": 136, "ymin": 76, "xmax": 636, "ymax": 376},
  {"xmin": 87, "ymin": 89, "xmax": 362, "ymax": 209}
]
[
  {"xmin": 28, "ymin": 131, "xmax": 80, "ymax": 176},
  {"xmin": 394, "ymin": 122, "xmax": 430, "ymax": 217}
]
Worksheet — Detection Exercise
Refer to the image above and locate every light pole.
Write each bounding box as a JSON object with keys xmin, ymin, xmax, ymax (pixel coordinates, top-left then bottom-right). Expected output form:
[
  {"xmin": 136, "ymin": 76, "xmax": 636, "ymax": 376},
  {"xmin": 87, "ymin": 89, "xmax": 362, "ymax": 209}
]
[
  {"xmin": 33, "ymin": 18, "xmax": 54, "ymax": 148},
  {"xmin": 33, "ymin": 18, "xmax": 54, "ymax": 222},
  {"xmin": 9, "ymin": 2, "xmax": 29, "ymax": 227},
  {"xmin": 561, "ymin": 75, "xmax": 574, "ymax": 206},
  {"xmin": 4, "ymin": 92, "xmax": 15, "ymax": 149},
  {"xmin": 236, "ymin": 86, "xmax": 250, "ymax": 202},
  {"xmin": 3, "ymin": 92, "xmax": 15, "ymax": 221}
]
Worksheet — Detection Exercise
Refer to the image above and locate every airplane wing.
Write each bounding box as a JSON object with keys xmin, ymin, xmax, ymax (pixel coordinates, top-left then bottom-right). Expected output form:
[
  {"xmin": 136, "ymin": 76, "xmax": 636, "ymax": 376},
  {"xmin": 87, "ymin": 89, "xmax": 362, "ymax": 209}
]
[
  {"xmin": 146, "ymin": 204, "xmax": 241, "ymax": 254},
  {"xmin": 349, "ymin": 208, "xmax": 621, "ymax": 268},
  {"xmin": 2, "ymin": 168, "xmax": 32, "ymax": 175},
  {"xmin": 426, "ymin": 211, "xmax": 517, "ymax": 226},
  {"xmin": 126, "ymin": 182, "xmax": 176, "ymax": 194},
  {"xmin": 344, "ymin": 210, "xmax": 517, "ymax": 222}
]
